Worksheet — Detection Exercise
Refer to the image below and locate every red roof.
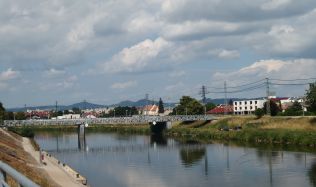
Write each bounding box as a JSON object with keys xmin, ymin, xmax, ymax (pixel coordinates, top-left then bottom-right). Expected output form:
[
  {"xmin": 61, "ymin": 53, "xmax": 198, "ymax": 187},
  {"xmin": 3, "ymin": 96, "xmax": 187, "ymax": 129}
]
[{"xmin": 207, "ymin": 105, "xmax": 233, "ymax": 114}]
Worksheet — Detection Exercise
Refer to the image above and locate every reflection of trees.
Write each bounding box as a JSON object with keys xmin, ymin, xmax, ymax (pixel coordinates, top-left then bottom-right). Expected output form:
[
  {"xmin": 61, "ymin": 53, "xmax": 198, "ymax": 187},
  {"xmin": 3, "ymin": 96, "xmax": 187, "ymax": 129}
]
[
  {"xmin": 309, "ymin": 162, "xmax": 316, "ymax": 187},
  {"xmin": 180, "ymin": 147, "xmax": 206, "ymax": 167}
]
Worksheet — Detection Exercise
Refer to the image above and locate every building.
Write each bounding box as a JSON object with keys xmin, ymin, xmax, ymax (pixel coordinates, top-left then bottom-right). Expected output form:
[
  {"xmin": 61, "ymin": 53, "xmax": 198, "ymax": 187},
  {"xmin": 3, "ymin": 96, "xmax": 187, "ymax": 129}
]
[
  {"xmin": 58, "ymin": 114, "xmax": 81, "ymax": 119},
  {"xmin": 142, "ymin": 105, "xmax": 159, "ymax": 115},
  {"xmin": 233, "ymin": 99, "xmax": 266, "ymax": 115},
  {"xmin": 207, "ymin": 105, "xmax": 233, "ymax": 115}
]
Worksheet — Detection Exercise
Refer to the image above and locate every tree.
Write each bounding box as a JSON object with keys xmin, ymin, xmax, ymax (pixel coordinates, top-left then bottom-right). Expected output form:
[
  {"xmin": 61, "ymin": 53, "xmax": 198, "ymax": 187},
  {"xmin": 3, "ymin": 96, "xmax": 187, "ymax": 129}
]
[
  {"xmin": 171, "ymin": 96, "xmax": 204, "ymax": 115},
  {"xmin": 283, "ymin": 101, "xmax": 302, "ymax": 116},
  {"xmin": 108, "ymin": 106, "xmax": 138, "ymax": 117},
  {"xmin": 228, "ymin": 99, "xmax": 233, "ymax": 106},
  {"xmin": 0, "ymin": 102, "xmax": 5, "ymax": 123},
  {"xmin": 158, "ymin": 98, "xmax": 164, "ymax": 114},
  {"xmin": 254, "ymin": 108, "xmax": 264, "ymax": 119},
  {"xmin": 5, "ymin": 112, "xmax": 14, "ymax": 120},
  {"xmin": 72, "ymin": 107, "xmax": 81, "ymax": 114},
  {"xmin": 263, "ymin": 100, "xmax": 280, "ymax": 116},
  {"xmin": 306, "ymin": 82, "xmax": 316, "ymax": 113},
  {"xmin": 15, "ymin": 112, "xmax": 26, "ymax": 120}
]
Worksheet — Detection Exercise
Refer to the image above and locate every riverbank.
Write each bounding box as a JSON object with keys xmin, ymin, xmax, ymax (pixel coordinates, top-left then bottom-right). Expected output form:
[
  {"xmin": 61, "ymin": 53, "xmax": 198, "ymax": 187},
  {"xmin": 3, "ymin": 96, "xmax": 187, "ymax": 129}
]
[
  {"xmin": 0, "ymin": 128, "xmax": 86, "ymax": 187},
  {"xmin": 167, "ymin": 116, "xmax": 316, "ymax": 147},
  {"xmin": 0, "ymin": 128, "xmax": 54, "ymax": 186}
]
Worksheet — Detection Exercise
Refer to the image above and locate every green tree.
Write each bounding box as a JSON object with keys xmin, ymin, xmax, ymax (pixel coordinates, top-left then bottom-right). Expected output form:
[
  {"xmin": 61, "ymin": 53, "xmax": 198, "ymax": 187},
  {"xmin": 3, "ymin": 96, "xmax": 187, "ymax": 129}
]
[
  {"xmin": 158, "ymin": 98, "xmax": 164, "ymax": 114},
  {"xmin": 15, "ymin": 112, "xmax": 26, "ymax": 120},
  {"xmin": 283, "ymin": 101, "xmax": 302, "ymax": 116},
  {"xmin": 5, "ymin": 111, "xmax": 14, "ymax": 120},
  {"xmin": 306, "ymin": 82, "xmax": 316, "ymax": 113},
  {"xmin": 108, "ymin": 106, "xmax": 138, "ymax": 117},
  {"xmin": 72, "ymin": 107, "xmax": 81, "ymax": 114},
  {"xmin": 0, "ymin": 102, "xmax": 5, "ymax": 123},
  {"xmin": 263, "ymin": 100, "xmax": 280, "ymax": 116},
  {"xmin": 171, "ymin": 96, "xmax": 204, "ymax": 115},
  {"xmin": 254, "ymin": 108, "xmax": 264, "ymax": 119}
]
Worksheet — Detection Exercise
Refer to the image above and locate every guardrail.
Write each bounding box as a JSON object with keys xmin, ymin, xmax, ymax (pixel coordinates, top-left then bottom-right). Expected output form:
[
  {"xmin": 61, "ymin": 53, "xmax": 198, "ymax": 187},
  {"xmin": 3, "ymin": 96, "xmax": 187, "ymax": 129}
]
[
  {"xmin": 0, "ymin": 161, "xmax": 40, "ymax": 187},
  {"xmin": 3, "ymin": 115, "xmax": 217, "ymax": 127}
]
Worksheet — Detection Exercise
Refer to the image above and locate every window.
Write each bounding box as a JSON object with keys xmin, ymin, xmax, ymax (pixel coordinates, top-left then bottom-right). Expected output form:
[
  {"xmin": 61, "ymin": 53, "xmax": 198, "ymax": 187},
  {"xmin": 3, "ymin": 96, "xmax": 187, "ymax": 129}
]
[
  {"xmin": 250, "ymin": 106, "xmax": 253, "ymax": 109},
  {"xmin": 250, "ymin": 101, "xmax": 253, "ymax": 104},
  {"xmin": 240, "ymin": 107, "xmax": 242, "ymax": 110},
  {"xmin": 255, "ymin": 101, "xmax": 257, "ymax": 104},
  {"xmin": 239, "ymin": 102, "xmax": 242, "ymax": 105},
  {"xmin": 235, "ymin": 107, "xmax": 237, "ymax": 110},
  {"xmin": 255, "ymin": 106, "xmax": 258, "ymax": 109},
  {"xmin": 245, "ymin": 101, "xmax": 247, "ymax": 105},
  {"xmin": 245, "ymin": 107, "xmax": 247, "ymax": 110},
  {"xmin": 235, "ymin": 102, "xmax": 237, "ymax": 105}
]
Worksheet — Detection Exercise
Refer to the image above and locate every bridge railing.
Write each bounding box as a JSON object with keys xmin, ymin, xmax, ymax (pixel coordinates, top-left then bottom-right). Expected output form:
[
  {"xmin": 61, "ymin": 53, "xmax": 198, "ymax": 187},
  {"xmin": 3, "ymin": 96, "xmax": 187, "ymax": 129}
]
[
  {"xmin": 3, "ymin": 115, "xmax": 216, "ymax": 127},
  {"xmin": 0, "ymin": 161, "xmax": 40, "ymax": 187}
]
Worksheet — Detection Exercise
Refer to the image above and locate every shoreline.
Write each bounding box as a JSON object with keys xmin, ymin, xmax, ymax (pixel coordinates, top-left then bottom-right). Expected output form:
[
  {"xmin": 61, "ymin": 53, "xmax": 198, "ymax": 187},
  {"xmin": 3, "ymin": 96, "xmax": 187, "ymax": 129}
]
[
  {"xmin": 22, "ymin": 137, "xmax": 87, "ymax": 187},
  {"xmin": 8, "ymin": 116, "xmax": 316, "ymax": 148}
]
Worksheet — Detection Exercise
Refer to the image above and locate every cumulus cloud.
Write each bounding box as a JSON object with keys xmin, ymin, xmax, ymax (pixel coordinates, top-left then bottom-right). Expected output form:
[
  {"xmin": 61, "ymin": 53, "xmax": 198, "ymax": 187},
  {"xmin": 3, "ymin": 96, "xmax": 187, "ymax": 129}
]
[
  {"xmin": 101, "ymin": 37, "xmax": 171, "ymax": 73},
  {"xmin": 212, "ymin": 59, "xmax": 316, "ymax": 96},
  {"xmin": 0, "ymin": 68, "xmax": 19, "ymax": 90},
  {"xmin": 216, "ymin": 49, "xmax": 240, "ymax": 60},
  {"xmin": 168, "ymin": 70, "xmax": 186, "ymax": 77},
  {"xmin": 111, "ymin": 81, "xmax": 138, "ymax": 89}
]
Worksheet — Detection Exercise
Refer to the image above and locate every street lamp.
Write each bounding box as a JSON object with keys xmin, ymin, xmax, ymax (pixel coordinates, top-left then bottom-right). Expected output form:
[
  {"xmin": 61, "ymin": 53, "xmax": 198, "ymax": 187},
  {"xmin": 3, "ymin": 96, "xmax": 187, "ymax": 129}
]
[{"xmin": 185, "ymin": 107, "xmax": 188, "ymax": 116}]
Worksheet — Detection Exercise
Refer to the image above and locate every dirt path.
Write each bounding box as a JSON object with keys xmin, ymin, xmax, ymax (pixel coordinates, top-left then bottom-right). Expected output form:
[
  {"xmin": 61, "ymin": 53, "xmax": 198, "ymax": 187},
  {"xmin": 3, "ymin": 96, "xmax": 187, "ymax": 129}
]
[{"xmin": 22, "ymin": 137, "xmax": 86, "ymax": 187}]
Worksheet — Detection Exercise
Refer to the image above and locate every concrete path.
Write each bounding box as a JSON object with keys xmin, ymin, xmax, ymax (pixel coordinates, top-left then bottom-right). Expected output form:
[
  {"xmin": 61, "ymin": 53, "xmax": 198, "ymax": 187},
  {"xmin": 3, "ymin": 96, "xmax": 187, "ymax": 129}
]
[{"xmin": 22, "ymin": 137, "xmax": 86, "ymax": 187}]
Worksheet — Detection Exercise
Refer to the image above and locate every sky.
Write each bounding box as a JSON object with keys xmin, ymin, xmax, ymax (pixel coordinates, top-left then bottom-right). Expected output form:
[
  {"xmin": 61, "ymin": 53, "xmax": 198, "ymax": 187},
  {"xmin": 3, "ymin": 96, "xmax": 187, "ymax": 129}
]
[{"xmin": 1, "ymin": 0, "xmax": 316, "ymax": 108}]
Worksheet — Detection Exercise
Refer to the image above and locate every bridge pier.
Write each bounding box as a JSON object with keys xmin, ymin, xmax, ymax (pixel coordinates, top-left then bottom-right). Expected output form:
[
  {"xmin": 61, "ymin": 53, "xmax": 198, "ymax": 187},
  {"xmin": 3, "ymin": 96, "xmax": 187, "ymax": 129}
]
[{"xmin": 77, "ymin": 123, "xmax": 86, "ymax": 150}]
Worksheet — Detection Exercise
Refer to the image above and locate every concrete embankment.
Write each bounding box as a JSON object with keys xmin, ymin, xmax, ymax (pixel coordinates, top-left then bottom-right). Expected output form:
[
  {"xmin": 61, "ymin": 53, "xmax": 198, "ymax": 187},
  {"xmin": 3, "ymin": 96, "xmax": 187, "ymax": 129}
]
[{"xmin": 0, "ymin": 128, "xmax": 87, "ymax": 187}]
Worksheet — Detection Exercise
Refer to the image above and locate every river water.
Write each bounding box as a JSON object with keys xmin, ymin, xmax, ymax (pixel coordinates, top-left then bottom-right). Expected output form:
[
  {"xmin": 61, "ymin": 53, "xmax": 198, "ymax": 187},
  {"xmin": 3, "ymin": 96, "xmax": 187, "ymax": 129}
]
[{"xmin": 34, "ymin": 131, "xmax": 316, "ymax": 187}]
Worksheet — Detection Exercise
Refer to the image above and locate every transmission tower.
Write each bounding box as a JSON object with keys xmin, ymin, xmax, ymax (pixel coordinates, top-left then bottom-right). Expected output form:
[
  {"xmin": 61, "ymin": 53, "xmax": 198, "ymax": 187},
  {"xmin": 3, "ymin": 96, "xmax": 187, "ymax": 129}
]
[
  {"xmin": 199, "ymin": 85, "xmax": 209, "ymax": 104},
  {"xmin": 266, "ymin": 78, "xmax": 271, "ymax": 116}
]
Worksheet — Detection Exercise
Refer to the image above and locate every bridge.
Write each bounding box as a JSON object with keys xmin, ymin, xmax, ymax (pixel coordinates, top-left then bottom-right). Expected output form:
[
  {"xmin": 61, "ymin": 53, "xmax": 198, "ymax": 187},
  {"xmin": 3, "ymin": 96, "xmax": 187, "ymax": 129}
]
[{"xmin": 3, "ymin": 115, "xmax": 217, "ymax": 127}]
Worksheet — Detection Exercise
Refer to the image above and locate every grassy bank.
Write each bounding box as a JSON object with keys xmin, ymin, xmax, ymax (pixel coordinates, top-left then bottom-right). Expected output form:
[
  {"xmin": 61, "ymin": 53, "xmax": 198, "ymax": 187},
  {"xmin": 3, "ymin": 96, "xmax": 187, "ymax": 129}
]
[
  {"xmin": 0, "ymin": 129, "xmax": 53, "ymax": 186},
  {"xmin": 167, "ymin": 116, "xmax": 316, "ymax": 147}
]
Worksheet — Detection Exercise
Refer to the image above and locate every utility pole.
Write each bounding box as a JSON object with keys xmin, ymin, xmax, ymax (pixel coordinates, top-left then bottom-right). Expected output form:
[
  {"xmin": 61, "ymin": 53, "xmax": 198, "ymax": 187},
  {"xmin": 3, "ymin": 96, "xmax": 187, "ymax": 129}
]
[
  {"xmin": 224, "ymin": 81, "xmax": 227, "ymax": 115},
  {"xmin": 266, "ymin": 78, "xmax": 271, "ymax": 116}
]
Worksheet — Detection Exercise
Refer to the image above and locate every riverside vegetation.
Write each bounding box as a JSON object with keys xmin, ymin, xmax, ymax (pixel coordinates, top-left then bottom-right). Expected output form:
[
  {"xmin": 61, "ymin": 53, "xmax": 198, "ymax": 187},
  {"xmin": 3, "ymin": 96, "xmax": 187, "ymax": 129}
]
[{"xmin": 9, "ymin": 116, "xmax": 316, "ymax": 148}]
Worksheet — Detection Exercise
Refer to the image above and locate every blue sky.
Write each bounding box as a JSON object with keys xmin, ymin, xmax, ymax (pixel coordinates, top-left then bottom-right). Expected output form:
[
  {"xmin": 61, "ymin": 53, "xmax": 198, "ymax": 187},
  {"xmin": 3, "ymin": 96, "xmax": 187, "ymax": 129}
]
[{"xmin": 1, "ymin": 0, "xmax": 316, "ymax": 108}]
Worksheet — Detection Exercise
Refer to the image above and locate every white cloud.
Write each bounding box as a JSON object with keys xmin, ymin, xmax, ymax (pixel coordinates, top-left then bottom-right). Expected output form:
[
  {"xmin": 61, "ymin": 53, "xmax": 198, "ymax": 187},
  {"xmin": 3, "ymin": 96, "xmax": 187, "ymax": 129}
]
[
  {"xmin": 101, "ymin": 37, "xmax": 171, "ymax": 73},
  {"xmin": 212, "ymin": 59, "xmax": 316, "ymax": 96},
  {"xmin": 0, "ymin": 68, "xmax": 19, "ymax": 81},
  {"xmin": 43, "ymin": 68, "xmax": 65, "ymax": 77},
  {"xmin": 261, "ymin": 0, "xmax": 292, "ymax": 10},
  {"xmin": 217, "ymin": 49, "xmax": 240, "ymax": 60},
  {"xmin": 111, "ymin": 81, "xmax": 138, "ymax": 89}
]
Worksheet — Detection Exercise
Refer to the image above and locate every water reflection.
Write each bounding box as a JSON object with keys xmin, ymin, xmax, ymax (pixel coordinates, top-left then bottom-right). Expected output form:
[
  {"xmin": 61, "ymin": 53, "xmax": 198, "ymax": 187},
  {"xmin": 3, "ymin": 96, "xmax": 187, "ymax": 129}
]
[
  {"xmin": 309, "ymin": 162, "xmax": 316, "ymax": 187},
  {"xmin": 180, "ymin": 147, "xmax": 206, "ymax": 167},
  {"xmin": 34, "ymin": 132, "xmax": 316, "ymax": 187},
  {"xmin": 150, "ymin": 134, "xmax": 167, "ymax": 146}
]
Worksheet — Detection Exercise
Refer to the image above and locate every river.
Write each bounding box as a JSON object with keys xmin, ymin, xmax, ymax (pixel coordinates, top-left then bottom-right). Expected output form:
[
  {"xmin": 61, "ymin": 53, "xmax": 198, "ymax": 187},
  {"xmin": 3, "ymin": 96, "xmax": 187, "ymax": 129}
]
[{"xmin": 34, "ymin": 131, "xmax": 316, "ymax": 187}]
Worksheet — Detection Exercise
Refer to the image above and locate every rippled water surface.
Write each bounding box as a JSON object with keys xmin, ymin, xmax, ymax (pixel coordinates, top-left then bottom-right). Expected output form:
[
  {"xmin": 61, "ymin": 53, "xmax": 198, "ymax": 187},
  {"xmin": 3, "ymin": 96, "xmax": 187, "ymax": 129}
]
[{"xmin": 34, "ymin": 132, "xmax": 316, "ymax": 187}]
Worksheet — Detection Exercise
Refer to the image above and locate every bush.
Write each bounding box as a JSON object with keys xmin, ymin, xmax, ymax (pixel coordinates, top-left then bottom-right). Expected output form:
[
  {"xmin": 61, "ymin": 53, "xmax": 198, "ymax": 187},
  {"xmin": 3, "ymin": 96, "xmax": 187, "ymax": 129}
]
[
  {"xmin": 20, "ymin": 128, "xmax": 35, "ymax": 138},
  {"xmin": 254, "ymin": 108, "xmax": 264, "ymax": 119}
]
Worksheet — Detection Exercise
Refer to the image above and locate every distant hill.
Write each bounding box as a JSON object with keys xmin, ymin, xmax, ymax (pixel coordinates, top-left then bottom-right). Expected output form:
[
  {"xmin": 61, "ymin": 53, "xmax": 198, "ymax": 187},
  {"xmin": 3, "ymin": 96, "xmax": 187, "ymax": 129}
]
[{"xmin": 8, "ymin": 97, "xmax": 266, "ymax": 112}]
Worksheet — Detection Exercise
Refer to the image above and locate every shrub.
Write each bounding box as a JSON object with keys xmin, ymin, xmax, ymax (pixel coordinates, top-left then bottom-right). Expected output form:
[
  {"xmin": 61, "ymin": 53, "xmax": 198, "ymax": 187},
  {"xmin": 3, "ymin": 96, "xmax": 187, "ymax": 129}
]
[{"xmin": 254, "ymin": 108, "xmax": 265, "ymax": 119}]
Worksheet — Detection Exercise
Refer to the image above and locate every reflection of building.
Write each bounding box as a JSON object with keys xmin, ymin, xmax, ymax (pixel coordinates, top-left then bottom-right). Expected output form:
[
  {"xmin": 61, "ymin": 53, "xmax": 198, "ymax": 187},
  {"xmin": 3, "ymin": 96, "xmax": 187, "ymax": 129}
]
[
  {"xmin": 233, "ymin": 99, "xmax": 266, "ymax": 115},
  {"xmin": 142, "ymin": 105, "xmax": 159, "ymax": 115}
]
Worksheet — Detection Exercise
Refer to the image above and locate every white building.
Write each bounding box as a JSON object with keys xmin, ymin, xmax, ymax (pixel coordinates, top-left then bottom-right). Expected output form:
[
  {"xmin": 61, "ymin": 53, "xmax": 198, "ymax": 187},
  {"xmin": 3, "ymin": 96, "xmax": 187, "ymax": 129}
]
[
  {"xmin": 142, "ymin": 105, "xmax": 159, "ymax": 115},
  {"xmin": 58, "ymin": 114, "xmax": 81, "ymax": 119},
  {"xmin": 233, "ymin": 98, "xmax": 266, "ymax": 115}
]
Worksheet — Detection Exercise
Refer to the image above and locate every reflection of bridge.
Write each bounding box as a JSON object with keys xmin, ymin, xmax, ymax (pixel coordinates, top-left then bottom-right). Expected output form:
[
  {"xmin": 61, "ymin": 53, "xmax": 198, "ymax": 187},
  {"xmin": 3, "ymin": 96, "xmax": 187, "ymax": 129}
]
[
  {"xmin": 47, "ymin": 144, "xmax": 207, "ymax": 154},
  {"xmin": 3, "ymin": 115, "xmax": 216, "ymax": 126}
]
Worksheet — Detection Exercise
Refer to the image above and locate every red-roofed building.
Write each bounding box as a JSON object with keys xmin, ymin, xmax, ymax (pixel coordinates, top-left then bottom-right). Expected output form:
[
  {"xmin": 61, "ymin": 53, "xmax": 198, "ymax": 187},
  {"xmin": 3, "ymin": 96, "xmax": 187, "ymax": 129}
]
[
  {"xmin": 142, "ymin": 105, "xmax": 159, "ymax": 115},
  {"xmin": 207, "ymin": 105, "xmax": 233, "ymax": 115}
]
